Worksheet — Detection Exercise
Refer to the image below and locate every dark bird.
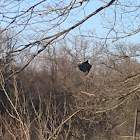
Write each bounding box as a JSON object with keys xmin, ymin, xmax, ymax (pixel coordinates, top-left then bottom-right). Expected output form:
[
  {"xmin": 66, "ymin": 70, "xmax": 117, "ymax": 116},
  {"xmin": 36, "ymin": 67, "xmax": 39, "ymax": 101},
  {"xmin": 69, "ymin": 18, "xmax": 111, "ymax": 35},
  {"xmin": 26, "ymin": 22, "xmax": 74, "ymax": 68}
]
[{"xmin": 78, "ymin": 60, "xmax": 92, "ymax": 74}]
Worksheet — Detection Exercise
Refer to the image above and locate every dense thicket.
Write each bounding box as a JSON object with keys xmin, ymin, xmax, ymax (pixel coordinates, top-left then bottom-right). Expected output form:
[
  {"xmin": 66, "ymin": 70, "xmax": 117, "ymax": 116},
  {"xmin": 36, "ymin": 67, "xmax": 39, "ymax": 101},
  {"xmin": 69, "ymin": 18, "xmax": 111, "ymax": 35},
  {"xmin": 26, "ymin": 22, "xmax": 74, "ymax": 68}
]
[{"xmin": 0, "ymin": 41, "xmax": 140, "ymax": 140}]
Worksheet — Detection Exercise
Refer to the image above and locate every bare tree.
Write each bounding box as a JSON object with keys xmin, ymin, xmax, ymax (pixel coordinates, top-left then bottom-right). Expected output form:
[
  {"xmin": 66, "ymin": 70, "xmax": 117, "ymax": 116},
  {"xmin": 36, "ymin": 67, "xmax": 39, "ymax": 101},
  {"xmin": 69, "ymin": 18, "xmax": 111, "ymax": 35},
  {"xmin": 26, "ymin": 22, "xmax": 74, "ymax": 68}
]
[
  {"xmin": 1, "ymin": 1, "xmax": 140, "ymax": 140},
  {"xmin": 0, "ymin": 0, "xmax": 117, "ymax": 78}
]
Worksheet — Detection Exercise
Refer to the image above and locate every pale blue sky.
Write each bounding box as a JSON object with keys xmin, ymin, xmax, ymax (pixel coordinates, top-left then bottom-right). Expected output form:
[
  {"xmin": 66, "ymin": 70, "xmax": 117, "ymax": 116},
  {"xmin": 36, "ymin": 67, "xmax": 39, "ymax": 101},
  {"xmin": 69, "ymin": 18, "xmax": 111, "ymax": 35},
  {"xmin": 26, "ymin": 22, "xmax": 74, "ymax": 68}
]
[{"xmin": 0, "ymin": 0, "xmax": 140, "ymax": 45}]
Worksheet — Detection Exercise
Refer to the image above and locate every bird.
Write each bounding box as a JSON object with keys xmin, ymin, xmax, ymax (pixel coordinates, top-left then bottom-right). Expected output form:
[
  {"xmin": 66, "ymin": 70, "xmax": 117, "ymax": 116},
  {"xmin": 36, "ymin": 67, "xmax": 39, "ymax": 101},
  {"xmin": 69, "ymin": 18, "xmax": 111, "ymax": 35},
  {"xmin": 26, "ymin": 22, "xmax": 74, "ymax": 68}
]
[{"xmin": 78, "ymin": 60, "xmax": 92, "ymax": 74}]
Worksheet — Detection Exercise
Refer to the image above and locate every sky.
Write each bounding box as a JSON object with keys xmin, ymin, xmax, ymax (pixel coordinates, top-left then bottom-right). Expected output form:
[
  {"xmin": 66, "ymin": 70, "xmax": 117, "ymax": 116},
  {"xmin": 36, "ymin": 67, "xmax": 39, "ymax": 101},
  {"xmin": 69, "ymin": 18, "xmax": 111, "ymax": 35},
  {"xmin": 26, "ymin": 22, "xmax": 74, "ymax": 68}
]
[
  {"xmin": 0, "ymin": 0, "xmax": 140, "ymax": 46},
  {"xmin": 75, "ymin": 0, "xmax": 140, "ymax": 44},
  {"xmin": 1, "ymin": 0, "xmax": 140, "ymax": 68}
]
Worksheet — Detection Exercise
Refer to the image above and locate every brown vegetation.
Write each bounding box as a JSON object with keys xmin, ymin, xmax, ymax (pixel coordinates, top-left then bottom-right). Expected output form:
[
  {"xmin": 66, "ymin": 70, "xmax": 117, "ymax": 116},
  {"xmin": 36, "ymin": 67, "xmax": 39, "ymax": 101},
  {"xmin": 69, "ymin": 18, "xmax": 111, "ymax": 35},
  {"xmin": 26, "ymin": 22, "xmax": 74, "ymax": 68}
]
[
  {"xmin": 0, "ymin": 38, "xmax": 140, "ymax": 140},
  {"xmin": 0, "ymin": 0, "xmax": 140, "ymax": 139}
]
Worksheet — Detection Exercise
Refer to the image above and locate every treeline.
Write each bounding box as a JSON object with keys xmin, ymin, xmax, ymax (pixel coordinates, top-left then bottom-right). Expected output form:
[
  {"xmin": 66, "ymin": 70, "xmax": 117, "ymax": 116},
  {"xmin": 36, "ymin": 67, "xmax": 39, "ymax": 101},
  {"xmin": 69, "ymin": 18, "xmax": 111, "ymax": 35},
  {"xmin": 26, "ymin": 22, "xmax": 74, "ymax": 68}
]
[{"xmin": 0, "ymin": 38, "xmax": 140, "ymax": 140}]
